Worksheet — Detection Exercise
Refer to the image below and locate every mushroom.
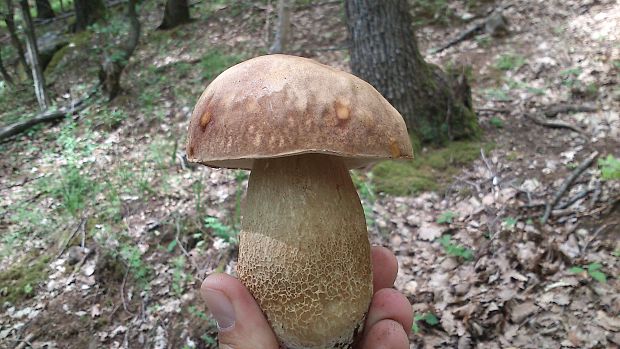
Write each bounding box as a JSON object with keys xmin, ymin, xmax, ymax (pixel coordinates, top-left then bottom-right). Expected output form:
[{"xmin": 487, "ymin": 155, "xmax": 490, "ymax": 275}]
[{"xmin": 187, "ymin": 54, "xmax": 412, "ymax": 349}]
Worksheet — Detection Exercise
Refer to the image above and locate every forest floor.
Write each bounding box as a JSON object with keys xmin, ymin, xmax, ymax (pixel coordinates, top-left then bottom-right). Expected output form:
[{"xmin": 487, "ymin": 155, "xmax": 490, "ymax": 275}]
[{"xmin": 0, "ymin": 0, "xmax": 619, "ymax": 348}]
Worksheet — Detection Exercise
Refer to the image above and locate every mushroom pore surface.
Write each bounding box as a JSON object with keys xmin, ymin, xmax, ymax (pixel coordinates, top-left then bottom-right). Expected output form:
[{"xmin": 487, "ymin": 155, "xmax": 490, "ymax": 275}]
[{"xmin": 237, "ymin": 153, "xmax": 372, "ymax": 349}]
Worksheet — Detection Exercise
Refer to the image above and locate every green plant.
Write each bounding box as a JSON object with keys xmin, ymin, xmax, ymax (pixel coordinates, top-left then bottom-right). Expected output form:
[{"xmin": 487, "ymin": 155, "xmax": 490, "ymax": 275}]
[
  {"xmin": 436, "ymin": 211, "xmax": 456, "ymax": 224},
  {"xmin": 560, "ymin": 67, "xmax": 582, "ymax": 87},
  {"xmin": 120, "ymin": 244, "xmax": 152, "ymax": 288},
  {"xmin": 504, "ymin": 217, "xmax": 517, "ymax": 230},
  {"xmin": 351, "ymin": 171, "xmax": 377, "ymax": 227},
  {"xmin": 485, "ymin": 88, "xmax": 511, "ymax": 101},
  {"xmin": 489, "ymin": 116, "xmax": 504, "ymax": 128},
  {"xmin": 569, "ymin": 263, "xmax": 607, "ymax": 283},
  {"xmin": 599, "ymin": 155, "xmax": 620, "ymax": 180},
  {"xmin": 171, "ymin": 255, "xmax": 188, "ymax": 296},
  {"xmin": 204, "ymin": 216, "xmax": 237, "ymax": 243},
  {"xmin": 411, "ymin": 312, "xmax": 439, "ymax": 334},
  {"xmin": 495, "ymin": 54, "xmax": 525, "ymax": 71},
  {"xmin": 200, "ymin": 50, "xmax": 243, "ymax": 80},
  {"xmin": 192, "ymin": 180, "xmax": 205, "ymax": 217},
  {"xmin": 372, "ymin": 141, "xmax": 493, "ymax": 195},
  {"xmin": 439, "ymin": 234, "xmax": 473, "ymax": 260}
]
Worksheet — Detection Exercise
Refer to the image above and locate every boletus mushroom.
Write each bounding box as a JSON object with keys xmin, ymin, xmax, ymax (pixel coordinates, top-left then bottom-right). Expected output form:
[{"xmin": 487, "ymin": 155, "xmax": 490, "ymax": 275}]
[{"xmin": 187, "ymin": 54, "xmax": 412, "ymax": 349}]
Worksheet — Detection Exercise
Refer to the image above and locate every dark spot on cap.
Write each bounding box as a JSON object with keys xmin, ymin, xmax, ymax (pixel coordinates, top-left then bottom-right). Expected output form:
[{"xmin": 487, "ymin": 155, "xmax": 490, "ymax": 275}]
[{"xmin": 188, "ymin": 145, "xmax": 195, "ymax": 158}]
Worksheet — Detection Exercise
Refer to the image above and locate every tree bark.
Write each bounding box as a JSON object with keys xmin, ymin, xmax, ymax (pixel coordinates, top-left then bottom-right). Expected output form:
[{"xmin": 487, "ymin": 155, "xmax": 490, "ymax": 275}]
[
  {"xmin": 35, "ymin": 0, "xmax": 55, "ymax": 19},
  {"xmin": 269, "ymin": 0, "xmax": 292, "ymax": 53},
  {"xmin": 158, "ymin": 0, "xmax": 190, "ymax": 30},
  {"xmin": 19, "ymin": 0, "xmax": 50, "ymax": 110},
  {"xmin": 4, "ymin": 0, "xmax": 30, "ymax": 78},
  {"xmin": 345, "ymin": 0, "xmax": 479, "ymax": 145},
  {"xmin": 73, "ymin": 0, "xmax": 105, "ymax": 32},
  {"xmin": 99, "ymin": 0, "xmax": 140, "ymax": 100},
  {"xmin": 0, "ymin": 50, "xmax": 14, "ymax": 86}
]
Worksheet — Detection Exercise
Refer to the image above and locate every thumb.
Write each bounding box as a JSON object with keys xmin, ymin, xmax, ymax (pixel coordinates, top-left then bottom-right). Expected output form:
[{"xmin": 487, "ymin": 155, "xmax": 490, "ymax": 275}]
[{"xmin": 201, "ymin": 273, "xmax": 280, "ymax": 349}]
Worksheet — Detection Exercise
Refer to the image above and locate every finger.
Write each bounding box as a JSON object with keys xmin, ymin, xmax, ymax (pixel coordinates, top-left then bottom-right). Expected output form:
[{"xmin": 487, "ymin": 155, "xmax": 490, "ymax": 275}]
[
  {"xmin": 371, "ymin": 246, "xmax": 398, "ymax": 291},
  {"xmin": 364, "ymin": 288, "xmax": 413, "ymax": 333},
  {"xmin": 201, "ymin": 273, "xmax": 279, "ymax": 349},
  {"xmin": 360, "ymin": 319, "xmax": 409, "ymax": 349}
]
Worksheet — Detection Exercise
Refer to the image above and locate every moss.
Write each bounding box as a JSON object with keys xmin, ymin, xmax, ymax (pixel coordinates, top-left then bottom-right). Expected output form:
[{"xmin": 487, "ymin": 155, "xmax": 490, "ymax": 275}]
[
  {"xmin": 45, "ymin": 31, "xmax": 93, "ymax": 76},
  {"xmin": 0, "ymin": 254, "xmax": 51, "ymax": 304},
  {"xmin": 372, "ymin": 141, "xmax": 494, "ymax": 196}
]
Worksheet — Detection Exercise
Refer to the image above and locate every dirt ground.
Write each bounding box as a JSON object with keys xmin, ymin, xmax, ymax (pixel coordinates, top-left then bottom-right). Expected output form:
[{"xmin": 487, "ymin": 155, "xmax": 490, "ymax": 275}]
[{"xmin": 0, "ymin": 0, "xmax": 619, "ymax": 348}]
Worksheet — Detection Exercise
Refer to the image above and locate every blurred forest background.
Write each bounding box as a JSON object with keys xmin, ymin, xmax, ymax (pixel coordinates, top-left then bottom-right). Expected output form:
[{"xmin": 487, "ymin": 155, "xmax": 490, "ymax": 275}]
[{"xmin": 0, "ymin": 0, "xmax": 619, "ymax": 348}]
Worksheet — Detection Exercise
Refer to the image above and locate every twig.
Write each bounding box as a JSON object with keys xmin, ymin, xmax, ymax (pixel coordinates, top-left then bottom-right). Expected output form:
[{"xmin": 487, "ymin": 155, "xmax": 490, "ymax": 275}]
[
  {"xmin": 541, "ymin": 151, "xmax": 599, "ymax": 224},
  {"xmin": 13, "ymin": 333, "xmax": 35, "ymax": 349},
  {"xmin": 477, "ymin": 107, "xmax": 511, "ymax": 114},
  {"xmin": 524, "ymin": 112, "xmax": 584, "ymax": 135},
  {"xmin": 582, "ymin": 222, "xmax": 619, "ymax": 253},
  {"xmin": 120, "ymin": 266, "xmax": 135, "ymax": 316},
  {"xmin": 175, "ymin": 217, "xmax": 201, "ymax": 280},
  {"xmin": 556, "ymin": 188, "xmax": 594, "ymax": 210},
  {"xmin": 56, "ymin": 217, "xmax": 86, "ymax": 259},
  {"xmin": 431, "ymin": 20, "xmax": 485, "ymax": 54},
  {"xmin": 544, "ymin": 103, "xmax": 597, "ymax": 118},
  {"xmin": 0, "ymin": 175, "xmax": 45, "ymax": 190}
]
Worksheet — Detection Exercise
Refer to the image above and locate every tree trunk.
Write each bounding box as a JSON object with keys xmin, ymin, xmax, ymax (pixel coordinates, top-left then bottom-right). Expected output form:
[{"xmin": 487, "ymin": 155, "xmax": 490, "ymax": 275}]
[
  {"xmin": 344, "ymin": 0, "xmax": 479, "ymax": 145},
  {"xmin": 269, "ymin": 0, "xmax": 292, "ymax": 54},
  {"xmin": 99, "ymin": 0, "xmax": 140, "ymax": 100},
  {"xmin": 73, "ymin": 0, "xmax": 105, "ymax": 32},
  {"xmin": 0, "ymin": 50, "xmax": 14, "ymax": 86},
  {"xmin": 158, "ymin": 0, "xmax": 190, "ymax": 30},
  {"xmin": 4, "ymin": 0, "xmax": 30, "ymax": 79},
  {"xmin": 19, "ymin": 0, "xmax": 50, "ymax": 110},
  {"xmin": 35, "ymin": 0, "xmax": 54, "ymax": 19}
]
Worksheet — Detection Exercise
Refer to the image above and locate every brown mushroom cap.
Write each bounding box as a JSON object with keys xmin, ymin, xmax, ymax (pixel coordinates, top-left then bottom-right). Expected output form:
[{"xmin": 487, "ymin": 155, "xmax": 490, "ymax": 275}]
[{"xmin": 186, "ymin": 54, "xmax": 412, "ymax": 169}]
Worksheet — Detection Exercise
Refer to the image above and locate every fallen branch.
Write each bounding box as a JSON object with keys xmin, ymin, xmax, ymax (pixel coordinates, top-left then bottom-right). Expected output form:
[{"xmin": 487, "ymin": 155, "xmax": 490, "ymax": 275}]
[
  {"xmin": 0, "ymin": 85, "xmax": 99, "ymax": 142},
  {"xmin": 556, "ymin": 188, "xmax": 594, "ymax": 210},
  {"xmin": 431, "ymin": 20, "xmax": 485, "ymax": 54},
  {"xmin": 14, "ymin": 333, "xmax": 35, "ymax": 349},
  {"xmin": 541, "ymin": 151, "xmax": 599, "ymax": 224},
  {"xmin": 431, "ymin": 4, "xmax": 514, "ymax": 54},
  {"xmin": 544, "ymin": 103, "xmax": 597, "ymax": 118},
  {"xmin": 524, "ymin": 112, "xmax": 584, "ymax": 135}
]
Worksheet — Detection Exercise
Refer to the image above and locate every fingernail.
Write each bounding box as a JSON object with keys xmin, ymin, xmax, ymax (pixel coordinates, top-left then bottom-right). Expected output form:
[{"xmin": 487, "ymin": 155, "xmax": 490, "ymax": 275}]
[{"xmin": 204, "ymin": 288, "xmax": 236, "ymax": 331}]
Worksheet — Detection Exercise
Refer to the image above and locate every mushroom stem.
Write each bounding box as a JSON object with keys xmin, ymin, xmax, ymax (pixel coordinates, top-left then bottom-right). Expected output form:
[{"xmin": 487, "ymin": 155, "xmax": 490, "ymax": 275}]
[{"xmin": 237, "ymin": 153, "xmax": 373, "ymax": 349}]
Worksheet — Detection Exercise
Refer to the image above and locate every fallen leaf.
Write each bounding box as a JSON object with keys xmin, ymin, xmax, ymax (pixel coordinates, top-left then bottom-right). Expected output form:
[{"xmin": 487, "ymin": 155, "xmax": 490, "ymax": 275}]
[
  {"xmin": 510, "ymin": 302, "xmax": 538, "ymax": 323},
  {"xmin": 418, "ymin": 222, "xmax": 444, "ymax": 241}
]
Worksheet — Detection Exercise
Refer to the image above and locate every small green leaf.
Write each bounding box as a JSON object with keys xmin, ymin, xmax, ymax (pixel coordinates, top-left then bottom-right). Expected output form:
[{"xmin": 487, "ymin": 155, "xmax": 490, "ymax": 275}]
[
  {"xmin": 421, "ymin": 313, "xmax": 439, "ymax": 326},
  {"xmin": 568, "ymin": 266, "xmax": 586, "ymax": 274},
  {"xmin": 587, "ymin": 263, "xmax": 602, "ymax": 272},
  {"xmin": 167, "ymin": 240, "xmax": 178, "ymax": 252},
  {"xmin": 504, "ymin": 217, "xmax": 518, "ymax": 230},
  {"xmin": 589, "ymin": 270, "xmax": 607, "ymax": 283},
  {"xmin": 436, "ymin": 211, "xmax": 456, "ymax": 224}
]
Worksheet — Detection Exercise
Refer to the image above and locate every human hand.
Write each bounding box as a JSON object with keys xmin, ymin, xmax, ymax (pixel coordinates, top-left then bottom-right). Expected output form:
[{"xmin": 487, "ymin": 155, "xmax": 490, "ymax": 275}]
[{"xmin": 200, "ymin": 246, "xmax": 413, "ymax": 349}]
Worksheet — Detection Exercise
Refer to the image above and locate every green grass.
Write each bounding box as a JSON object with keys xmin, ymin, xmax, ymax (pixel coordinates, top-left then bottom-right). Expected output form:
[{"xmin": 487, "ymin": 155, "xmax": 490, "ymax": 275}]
[
  {"xmin": 439, "ymin": 234, "xmax": 473, "ymax": 260},
  {"xmin": 489, "ymin": 116, "xmax": 504, "ymax": 128},
  {"xmin": 0, "ymin": 254, "xmax": 51, "ymax": 304},
  {"xmin": 372, "ymin": 141, "xmax": 493, "ymax": 195},
  {"xmin": 599, "ymin": 155, "xmax": 620, "ymax": 180},
  {"xmin": 200, "ymin": 50, "xmax": 244, "ymax": 80},
  {"xmin": 495, "ymin": 53, "xmax": 526, "ymax": 71}
]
